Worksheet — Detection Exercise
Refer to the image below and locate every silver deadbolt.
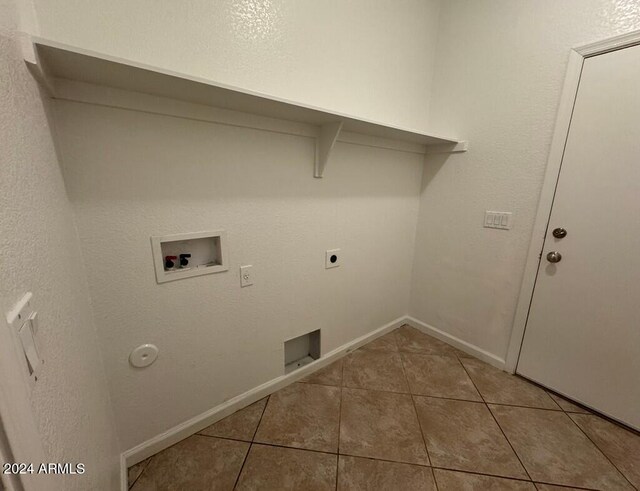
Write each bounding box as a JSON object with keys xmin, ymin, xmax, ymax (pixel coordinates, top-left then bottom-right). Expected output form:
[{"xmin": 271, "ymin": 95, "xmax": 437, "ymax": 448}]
[
  {"xmin": 546, "ymin": 251, "xmax": 562, "ymax": 263},
  {"xmin": 552, "ymin": 228, "xmax": 567, "ymax": 239}
]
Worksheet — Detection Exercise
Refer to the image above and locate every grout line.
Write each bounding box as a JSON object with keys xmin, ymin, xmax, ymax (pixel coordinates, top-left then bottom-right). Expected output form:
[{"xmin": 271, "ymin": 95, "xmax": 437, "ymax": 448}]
[
  {"xmin": 337, "ymin": 452, "xmax": 431, "ymax": 469},
  {"xmin": 543, "ymin": 391, "xmax": 567, "ymax": 412},
  {"xmin": 485, "ymin": 403, "xmax": 534, "ymax": 482},
  {"xmin": 395, "ymin": 335, "xmax": 432, "ymax": 468},
  {"xmin": 458, "ymin": 361, "xmax": 534, "ymax": 483},
  {"xmin": 245, "ymin": 441, "xmax": 339, "ymax": 457},
  {"xmin": 232, "ymin": 395, "xmax": 270, "ymax": 490},
  {"xmin": 232, "ymin": 443, "xmax": 251, "ymax": 491},
  {"xmin": 336, "ymin": 451, "xmax": 599, "ymax": 491},
  {"xmin": 226, "ymin": 436, "xmax": 607, "ymax": 491},
  {"xmin": 198, "ymin": 434, "xmax": 252, "ymax": 444},
  {"xmin": 430, "ymin": 465, "xmax": 440, "ymax": 491},
  {"xmin": 337, "ymin": 454, "xmax": 540, "ymax": 486},
  {"xmin": 565, "ymin": 413, "xmax": 638, "ymax": 490},
  {"xmin": 200, "ymin": 432, "xmax": 596, "ymax": 491},
  {"xmin": 475, "ymin": 401, "xmax": 562, "ymax": 412},
  {"xmin": 546, "ymin": 388, "xmax": 640, "ymax": 438},
  {"xmin": 251, "ymin": 395, "xmax": 270, "ymax": 441},
  {"xmin": 135, "ymin": 328, "xmax": 636, "ymax": 491},
  {"xmin": 408, "ymin": 392, "xmax": 433, "ymax": 468},
  {"xmin": 531, "ymin": 479, "xmax": 602, "ymax": 491},
  {"xmin": 127, "ymin": 455, "xmax": 153, "ymax": 489},
  {"xmin": 429, "ymin": 465, "xmax": 536, "ymax": 485}
]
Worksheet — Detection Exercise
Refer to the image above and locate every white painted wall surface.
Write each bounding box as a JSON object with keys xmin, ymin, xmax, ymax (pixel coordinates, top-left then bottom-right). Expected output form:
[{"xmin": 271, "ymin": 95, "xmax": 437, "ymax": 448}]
[
  {"xmin": 410, "ymin": 0, "xmax": 640, "ymax": 361},
  {"xmin": 32, "ymin": 0, "xmax": 441, "ymax": 131},
  {"xmin": 0, "ymin": 2, "xmax": 120, "ymax": 488},
  {"xmin": 53, "ymin": 98, "xmax": 422, "ymax": 450}
]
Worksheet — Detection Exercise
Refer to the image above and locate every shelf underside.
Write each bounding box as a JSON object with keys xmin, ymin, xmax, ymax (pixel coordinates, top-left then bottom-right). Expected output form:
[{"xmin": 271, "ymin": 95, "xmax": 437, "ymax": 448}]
[{"xmin": 34, "ymin": 40, "xmax": 459, "ymax": 147}]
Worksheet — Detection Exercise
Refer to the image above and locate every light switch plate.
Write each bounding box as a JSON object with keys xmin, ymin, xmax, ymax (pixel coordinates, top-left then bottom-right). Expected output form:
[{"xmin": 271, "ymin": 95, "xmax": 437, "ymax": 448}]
[
  {"xmin": 5, "ymin": 292, "xmax": 41, "ymax": 388},
  {"xmin": 240, "ymin": 265, "xmax": 253, "ymax": 287},
  {"xmin": 484, "ymin": 211, "xmax": 513, "ymax": 230}
]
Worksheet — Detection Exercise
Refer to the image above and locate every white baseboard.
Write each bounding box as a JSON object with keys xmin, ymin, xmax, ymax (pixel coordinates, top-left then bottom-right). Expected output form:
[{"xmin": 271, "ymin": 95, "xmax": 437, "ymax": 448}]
[
  {"xmin": 404, "ymin": 316, "xmax": 505, "ymax": 370},
  {"xmin": 119, "ymin": 314, "xmax": 506, "ymax": 488},
  {"xmin": 120, "ymin": 315, "xmax": 407, "ymax": 484}
]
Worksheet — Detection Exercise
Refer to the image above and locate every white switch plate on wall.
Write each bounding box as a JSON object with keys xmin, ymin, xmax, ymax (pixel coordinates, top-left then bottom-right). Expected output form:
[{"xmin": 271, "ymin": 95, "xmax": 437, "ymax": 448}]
[
  {"xmin": 6, "ymin": 292, "xmax": 42, "ymax": 389},
  {"xmin": 240, "ymin": 265, "xmax": 253, "ymax": 287},
  {"xmin": 484, "ymin": 211, "xmax": 513, "ymax": 230}
]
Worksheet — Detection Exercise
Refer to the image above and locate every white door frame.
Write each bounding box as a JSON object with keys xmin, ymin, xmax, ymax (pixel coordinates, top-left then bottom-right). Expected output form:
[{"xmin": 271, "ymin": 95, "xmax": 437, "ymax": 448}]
[{"xmin": 505, "ymin": 29, "xmax": 640, "ymax": 373}]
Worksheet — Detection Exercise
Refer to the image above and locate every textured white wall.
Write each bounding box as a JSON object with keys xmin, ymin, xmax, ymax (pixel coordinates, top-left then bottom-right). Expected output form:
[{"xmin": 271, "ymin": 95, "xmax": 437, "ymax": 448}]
[
  {"xmin": 0, "ymin": 6, "xmax": 120, "ymax": 489},
  {"xmin": 410, "ymin": 0, "xmax": 640, "ymax": 360},
  {"xmin": 18, "ymin": 0, "xmax": 640, "ymax": 462},
  {"xmin": 53, "ymin": 99, "xmax": 422, "ymax": 450},
  {"xmin": 33, "ymin": 0, "xmax": 442, "ymax": 131}
]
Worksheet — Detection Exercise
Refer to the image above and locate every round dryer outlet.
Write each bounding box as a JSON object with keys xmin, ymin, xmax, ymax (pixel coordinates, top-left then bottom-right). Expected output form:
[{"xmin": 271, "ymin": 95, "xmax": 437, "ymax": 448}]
[
  {"xmin": 325, "ymin": 248, "xmax": 341, "ymax": 269},
  {"xmin": 129, "ymin": 344, "xmax": 159, "ymax": 368}
]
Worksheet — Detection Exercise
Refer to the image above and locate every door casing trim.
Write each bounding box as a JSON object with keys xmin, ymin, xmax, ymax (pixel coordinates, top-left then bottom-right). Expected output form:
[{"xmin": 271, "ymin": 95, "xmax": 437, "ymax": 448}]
[{"xmin": 505, "ymin": 29, "xmax": 640, "ymax": 373}]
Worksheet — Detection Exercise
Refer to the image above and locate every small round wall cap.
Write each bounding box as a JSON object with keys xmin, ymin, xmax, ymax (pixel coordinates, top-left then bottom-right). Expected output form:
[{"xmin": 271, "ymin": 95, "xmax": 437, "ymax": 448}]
[{"xmin": 130, "ymin": 344, "xmax": 159, "ymax": 368}]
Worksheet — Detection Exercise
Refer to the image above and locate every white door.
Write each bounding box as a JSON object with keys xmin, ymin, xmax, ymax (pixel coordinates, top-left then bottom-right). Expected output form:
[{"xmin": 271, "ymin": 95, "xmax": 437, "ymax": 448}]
[{"xmin": 517, "ymin": 43, "xmax": 640, "ymax": 430}]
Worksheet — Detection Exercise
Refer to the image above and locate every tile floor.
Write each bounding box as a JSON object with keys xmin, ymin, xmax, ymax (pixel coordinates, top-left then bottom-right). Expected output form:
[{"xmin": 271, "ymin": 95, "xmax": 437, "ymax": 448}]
[{"xmin": 127, "ymin": 325, "xmax": 640, "ymax": 490}]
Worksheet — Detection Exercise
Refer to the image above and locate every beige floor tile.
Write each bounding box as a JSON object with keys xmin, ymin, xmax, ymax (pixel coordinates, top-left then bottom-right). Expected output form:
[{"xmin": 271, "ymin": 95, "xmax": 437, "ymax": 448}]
[
  {"xmin": 343, "ymin": 350, "xmax": 409, "ymax": 393},
  {"xmin": 433, "ymin": 469, "xmax": 536, "ymax": 490},
  {"xmin": 547, "ymin": 392, "xmax": 590, "ymax": 414},
  {"xmin": 403, "ymin": 353, "xmax": 481, "ymax": 401},
  {"xmin": 490, "ymin": 405, "xmax": 632, "ymax": 489},
  {"xmin": 394, "ymin": 326, "xmax": 458, "ymax": 356},
  {"xmin": 460, "ymin": 358, "xmax": 559, "ymax": 409},
  {"xmin": 338, "ymin": 455, "xmax": 436, "ymax": 490},
  {"xmin": 569, "ymin": 413, "xmax": 640, "ymax": 489},
  {"xmin": 359, "ymin": 331, "xmax": 398, "ymax": 352},
  {"xmin": 131, "ymin": 435, "xmax": 248, "ymax": 491},
  {"xmin": 414, "ymin": 396, "xmax": 527, "ymax": 479},
  {"xmin": 198, "ymin": 397, "xmax": 267, "ymax": 441},
  {"xmin": 127, "ymin": 457, "xmax": 151, "ymax": 489},
  {"xmin": 455, "ymin": 349, "xmax": 476, "ymax": 359},
  {"xmin": 254, "ymin": 383, "xmax": 340, "ymax": 452},
  {"xmin": 534, "ymin": 485, "xmax": 585, "ymax": 490},
  {"xmin": 299, "ymin": 359, "xmax": 344, "ymax": 387},
  {"xmin": 236, "ymin": 444, "xmax": 337, "ymax": 491},
  {"xmin": 340, "ymin": 388, "xmax": 429, "ymax": 465}
]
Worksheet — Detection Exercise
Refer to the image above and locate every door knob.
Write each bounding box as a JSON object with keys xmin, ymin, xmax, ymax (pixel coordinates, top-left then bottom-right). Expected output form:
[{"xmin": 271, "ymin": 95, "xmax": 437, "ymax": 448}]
[
  {"xmin": 546, "ymin": 251, "xmax": 562, "ymax": 263},
  {"xmin": 552, "ymin": 228, "xmax": 567, "ymax": 238}
]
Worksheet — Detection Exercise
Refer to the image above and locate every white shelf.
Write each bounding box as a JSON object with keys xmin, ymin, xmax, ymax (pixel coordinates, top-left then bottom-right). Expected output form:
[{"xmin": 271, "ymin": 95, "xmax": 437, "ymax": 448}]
[{"xmin": 25, "ymin": 36, "xmax": 467, "ymax": 177}]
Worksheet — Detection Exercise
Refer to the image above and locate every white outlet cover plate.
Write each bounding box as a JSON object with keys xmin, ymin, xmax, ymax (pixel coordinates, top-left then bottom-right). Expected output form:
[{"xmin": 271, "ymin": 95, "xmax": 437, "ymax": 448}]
[
  {"xmin": 326, "ymin": 249, "xmax": 341, "ymax": 269},
  {"xmin": 240, "ymin": 265, "xmax": 253, "ymax": 287}
]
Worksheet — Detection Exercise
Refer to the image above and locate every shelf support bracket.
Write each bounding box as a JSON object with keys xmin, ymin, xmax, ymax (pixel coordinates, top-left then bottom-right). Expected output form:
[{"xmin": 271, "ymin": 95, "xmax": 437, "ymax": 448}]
[
  {"xmin": 424, "ymin": 140, "xmax": 468, "ymax": 155},
  {"xmin": 19, "ymin": 34, "xmax": 55, "ymax": 96},
  {"xmin": 314, "ymin": 121, "xmax": 343, "ymax": 178}
]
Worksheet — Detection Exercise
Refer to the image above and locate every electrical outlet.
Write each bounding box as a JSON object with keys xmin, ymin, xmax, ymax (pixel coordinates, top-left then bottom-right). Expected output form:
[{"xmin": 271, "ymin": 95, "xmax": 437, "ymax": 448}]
[
  {"xmin": 484, "ymin": 211, "xmax": 512, "ymax": 230},
  {"xmin": 325, "ymin": 249, "xmax": 341, "ymax": 269},
  {"xmin": 240, "ymin": 265, "xmax": 253, "ymax": 287}
]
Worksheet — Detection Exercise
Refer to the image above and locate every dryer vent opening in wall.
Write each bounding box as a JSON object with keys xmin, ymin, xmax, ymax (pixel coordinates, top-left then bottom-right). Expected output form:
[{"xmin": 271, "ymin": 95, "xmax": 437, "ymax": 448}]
[
  {"xmin": 284, "ymin": 330, "xmax": 320, "ymax": 374},
  {"xmin": 151, "ymin": 230, "xmax": 228, "ymax": 283}
]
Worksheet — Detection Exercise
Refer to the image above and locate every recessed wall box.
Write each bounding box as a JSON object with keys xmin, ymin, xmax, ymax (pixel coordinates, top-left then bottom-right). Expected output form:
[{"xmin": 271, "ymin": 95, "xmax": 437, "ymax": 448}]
[
  {"xmin": 151, "ymin": 230, "xmax": 228, "ymax": 283},
  {"xmin": 284, "ymin": 329, "xmax": 320, "ymax": 374}
]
